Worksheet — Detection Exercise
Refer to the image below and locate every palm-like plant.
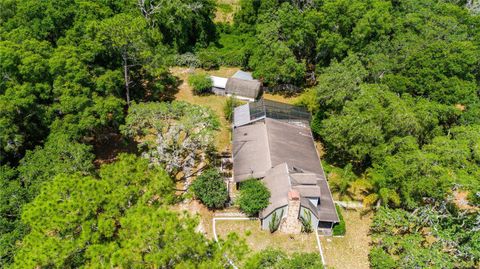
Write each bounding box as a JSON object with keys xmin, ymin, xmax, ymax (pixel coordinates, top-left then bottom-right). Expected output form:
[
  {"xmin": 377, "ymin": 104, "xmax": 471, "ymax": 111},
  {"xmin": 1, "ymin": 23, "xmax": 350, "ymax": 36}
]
[{"xmin": 329, "ymin": 164, "xmax": 357, "ymax": 200}]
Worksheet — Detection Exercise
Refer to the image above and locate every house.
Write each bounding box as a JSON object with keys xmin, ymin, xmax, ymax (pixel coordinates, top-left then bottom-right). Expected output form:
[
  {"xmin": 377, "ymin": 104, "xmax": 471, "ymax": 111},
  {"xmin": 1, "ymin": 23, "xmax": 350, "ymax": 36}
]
[
  {"xmin": 210, "ymin": 70, "xmax": 262, "ymax": 101},
  {"xmin": 232, "ymin": 99, "xmax": 339, "ymax": 234}
]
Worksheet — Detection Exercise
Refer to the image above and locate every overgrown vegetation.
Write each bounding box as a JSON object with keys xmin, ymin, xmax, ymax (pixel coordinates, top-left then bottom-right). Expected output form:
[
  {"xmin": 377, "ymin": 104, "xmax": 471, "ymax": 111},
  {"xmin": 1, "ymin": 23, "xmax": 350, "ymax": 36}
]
[
  {"xmin": 191, "ymin": 168, "xmax": 228, "ymax": 209},
  {"xmin": 237, "ymin": 179, "xmax": 271, "ymax": 216},
  {"xmin": 224, "ymin": 95, "xmax": 242, "ymax": 122},
  {"xmin": 332, "ymin": 205, "xmax": 346, "ymax": 236},
  {"xmin": 188, "ymin": 73, "xmax": 213, "ymax": 95}
]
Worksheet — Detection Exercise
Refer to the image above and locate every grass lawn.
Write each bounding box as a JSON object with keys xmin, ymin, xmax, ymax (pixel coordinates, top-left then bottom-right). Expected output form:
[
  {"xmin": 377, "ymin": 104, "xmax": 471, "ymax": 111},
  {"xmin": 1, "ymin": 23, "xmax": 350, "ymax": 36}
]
[
  {"xmin": 263, "ymin": 93, "xmax": 299, "ymax": 105},
  {"xmin": 170, "ymin": 66, "xmax": 298, "ymax": 152},
  {"xmin": 170, "ymin": 67, "xmax": 239, "ymax": 152},
  {"xmin": 215, "ymin": 219, "xmax": 318, "ymax": 254},
  {"xmin": 320, "ymin": 209, "xmax": 372, "ymax": 269}
]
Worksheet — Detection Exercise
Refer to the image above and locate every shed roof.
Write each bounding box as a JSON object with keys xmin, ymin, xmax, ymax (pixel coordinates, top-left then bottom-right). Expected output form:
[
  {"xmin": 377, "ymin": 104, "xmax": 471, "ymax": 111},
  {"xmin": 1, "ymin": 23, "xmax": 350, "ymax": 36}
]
[
  {"xmin": 225, "ymin": 78, "xmax": 261, "ymax": 99},
  {"xmin": 210, "ymin": 76, "xmax": 228, "ymax": 89},
  {"xmin": 232, "ymin": 70, "xmax": 254, "ymax": 81}
]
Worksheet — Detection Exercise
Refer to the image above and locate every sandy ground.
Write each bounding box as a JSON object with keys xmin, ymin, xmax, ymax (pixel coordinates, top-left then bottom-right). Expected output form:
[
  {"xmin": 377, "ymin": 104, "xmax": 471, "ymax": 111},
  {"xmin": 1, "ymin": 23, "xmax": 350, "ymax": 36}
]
[
  {"xmin": 215, "ymin": 219, "xmax": 319, "ymax": 254},
  {"xmin": 320, "ymin": 209, "xmax": 372, "ymax": 269}
]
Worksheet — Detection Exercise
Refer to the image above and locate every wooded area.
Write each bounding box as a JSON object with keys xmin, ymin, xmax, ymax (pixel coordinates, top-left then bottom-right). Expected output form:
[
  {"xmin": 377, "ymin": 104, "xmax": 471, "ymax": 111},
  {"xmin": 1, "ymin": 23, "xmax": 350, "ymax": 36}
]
[{"xmin": 0, "ymin": 0, "xmax": 479, "ymax": 268}]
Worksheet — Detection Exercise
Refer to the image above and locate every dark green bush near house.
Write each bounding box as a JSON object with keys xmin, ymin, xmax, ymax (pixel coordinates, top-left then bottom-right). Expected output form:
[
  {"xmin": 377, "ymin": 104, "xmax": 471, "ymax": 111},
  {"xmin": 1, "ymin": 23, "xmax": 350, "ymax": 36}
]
[
  {"xmin": 191, "ymin": 168, "xmax": 228, "ymax": 209},
  {"xmin": 188, "ymin": 73, "xmax": 213, "ymax": 95},
  {"xmin": 224, "ymin": 95, "xmax": 242, "ymax": 122},
  {"xmin": 237, "ymin": 179, "xmax": 270, "ymax": 216},
  {"xmin": 333, "ymin": 205, "xmax": 346, "ymax": 236}
]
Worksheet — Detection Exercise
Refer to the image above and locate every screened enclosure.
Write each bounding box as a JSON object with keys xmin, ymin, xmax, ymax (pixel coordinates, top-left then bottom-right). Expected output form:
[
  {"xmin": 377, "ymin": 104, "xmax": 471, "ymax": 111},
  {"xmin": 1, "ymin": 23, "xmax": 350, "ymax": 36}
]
[{"xmin": 248, "ymin": 99, "xmax": 311, "ymax": 124}]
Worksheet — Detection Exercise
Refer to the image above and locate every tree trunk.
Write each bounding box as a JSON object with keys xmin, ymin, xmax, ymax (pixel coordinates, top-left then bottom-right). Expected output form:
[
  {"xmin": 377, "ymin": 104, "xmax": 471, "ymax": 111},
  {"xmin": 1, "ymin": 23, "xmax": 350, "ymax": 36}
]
[{"xmin": 123, "ymin": 55, "xmax": 130, "ymax": 106}]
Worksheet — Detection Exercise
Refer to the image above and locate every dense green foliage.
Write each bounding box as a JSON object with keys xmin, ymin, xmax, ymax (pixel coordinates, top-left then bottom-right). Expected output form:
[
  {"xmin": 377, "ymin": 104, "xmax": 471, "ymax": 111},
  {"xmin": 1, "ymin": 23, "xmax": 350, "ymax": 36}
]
[
  {"xmin": 191, "ymin": 168, "xmax": 228, "ymax": 208},
  {"xmin": 0, "ymin": 0, "xmax": 221, "ymax": 267},
  {"xmin": 11, "ymin": 154, "xmax": 247, "ymax": 268},
  {"xmin": 370, "ymin": 205, "xmax": 480, "ymax": 268},
  {"xmin": 237, "ymin": 179, "xmax": 271, "ymax": 216},
  {"xmin": 188, "ymin": 73, "xmax": 213, "ymax": 95},
  {"xmin": 332, "ymin": 205, "xmax": 346, "ymax": 236}
]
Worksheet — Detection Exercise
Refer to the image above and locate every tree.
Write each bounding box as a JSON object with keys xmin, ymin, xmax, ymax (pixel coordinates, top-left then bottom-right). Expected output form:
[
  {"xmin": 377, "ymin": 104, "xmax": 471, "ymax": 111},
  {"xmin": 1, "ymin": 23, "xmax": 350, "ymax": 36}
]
[
  {"xmin": 237, "ymin": 179, "xmax": 270, "ymax": 216},
  {"xmin": 92, "ymin": 13, "xmax": 168, "ymax": 106},
  {"xmin": 137, "ymin": 0, "xmax": 217, "ymax": 52},
  {"xmin": 320, "ymin": 84, "xmax": 421, "ymax": 167},
  {"xmin": 0, "ymin": 165, "xmax": 27, "ymax": 266},
  {"xmin": 370, "ymin": 205, "xmax": 479, "ymax": 268},
  {"xmin": 191, "ymin": 168, "xmax": 228, "ymax": 208},
  {"xmin": 122, "ymin": 101, "xmax": 220, "ymax": 180},
  {"xmin": 12, "ymin": 154, "xmax": 174, "ymax": 268}
]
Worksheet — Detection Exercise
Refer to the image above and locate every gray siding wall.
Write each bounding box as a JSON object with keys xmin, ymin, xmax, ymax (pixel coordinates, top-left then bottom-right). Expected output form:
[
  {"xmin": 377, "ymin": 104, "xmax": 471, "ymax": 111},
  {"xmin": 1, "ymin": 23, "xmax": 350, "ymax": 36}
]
[
  {"xmin": 261, "ymin": 206, "xmax": 288, "ymax": 230},
  {"xmin": 300, "ymin": 207, "xmax": 319, "ymax": 229}
]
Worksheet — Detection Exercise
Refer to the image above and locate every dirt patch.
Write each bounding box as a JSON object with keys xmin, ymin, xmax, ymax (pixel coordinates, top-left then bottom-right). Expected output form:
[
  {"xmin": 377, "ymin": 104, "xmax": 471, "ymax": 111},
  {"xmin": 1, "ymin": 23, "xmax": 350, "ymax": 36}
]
[
  {"xmin": 214, "ymin": 0, "xmax": 240, "ymax": 24},
  {"xmin": 320, "ymin": 209, "xmax": 372, "ymax": 269},
  {"xmin": 453, "ymin": 190, "xmax": 478, "ymax": 211}
]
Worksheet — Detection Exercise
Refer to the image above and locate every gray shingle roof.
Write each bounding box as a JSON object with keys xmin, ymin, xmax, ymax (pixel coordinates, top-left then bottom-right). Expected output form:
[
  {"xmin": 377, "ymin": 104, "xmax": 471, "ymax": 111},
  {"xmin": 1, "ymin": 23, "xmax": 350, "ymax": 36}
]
[
  {"xmin": 225, "ymin": 78, "xmax": 261, "ymax": 99},
  {"xmin": 259, "ymin": 163, "xmax": 290, "ymax": 219},
  {"xmin": 233, "ymin": 100, "xmax": 339, "ymax": 224},
  {"xmin": 232, "ymin": 70, "xmax": 254, "ymax": 81},
  {"xmin": 232, "ymin": 121, "xmax": 271, "ymax": 181}
]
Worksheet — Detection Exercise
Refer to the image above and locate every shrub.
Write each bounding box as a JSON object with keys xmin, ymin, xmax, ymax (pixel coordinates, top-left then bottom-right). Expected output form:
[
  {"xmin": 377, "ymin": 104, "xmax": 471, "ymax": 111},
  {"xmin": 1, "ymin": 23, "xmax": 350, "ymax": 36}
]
[
  {"xmin": 175, "ymin": 52, "xmax": 200, "ymax": 67},
  {"xmin": 190, "ymin": 168, "xmax": 228, "ymax": 209},
  {"xmin": 300, "ymin": 209, "xmax": 313, "ymax": 233},
  {"xmin": 369, "ymin": 247, "xmax": 396, "ymax": 269},
  {"xmin": 237, "ymin": 179, "xmax": 270, "ymax": 216},
  {"xmin": 197, "ymin": 50, "xmax": 219, "ymax": 70},
  {"xmin": 223, "ymin": 95, "xmax": 242, "ymax": 122},
  {"xmin": 332, "ymin": 205, "xmax": 346, "ymax": 236},
  {"xmin": 188, "ymin": 73, "xmax": 212, "ymax": 95},
  {"xmin": 269, "ymin": 209, "xmax": 283, "ymax": 233}
]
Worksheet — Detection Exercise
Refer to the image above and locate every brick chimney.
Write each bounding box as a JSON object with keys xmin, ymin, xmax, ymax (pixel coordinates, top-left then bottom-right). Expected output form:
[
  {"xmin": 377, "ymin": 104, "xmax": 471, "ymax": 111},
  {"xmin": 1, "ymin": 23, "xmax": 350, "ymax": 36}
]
[{"xmin": 280, "ymin": 190, "xmax": 302, "ymax": 234}]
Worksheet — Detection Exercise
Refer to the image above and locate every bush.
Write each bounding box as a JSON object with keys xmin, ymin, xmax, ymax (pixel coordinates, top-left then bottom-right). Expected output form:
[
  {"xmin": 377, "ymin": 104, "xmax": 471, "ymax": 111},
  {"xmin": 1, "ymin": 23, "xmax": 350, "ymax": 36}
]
[
  {"xmin": 190, "ymin": 168, "xmax": 228, "ymax": 209},
  {"xmin": 332, "ymin": 205, "xmax": 346, "ymax": 236},
  {"xmin": 269, "ymin": 209, "xmax": 283, "ymax": 233},
  {"xmin": 188, "ymin": 73, "xmax": 212, "ymax": 95},
  {"xmin": 300, "ymin": 210, "xmax": 313, "ymax": 233},
  {"xmin": 197, "ymin": 50, "xmax": 219, "ymax": 70},
  {"xmin": 223, "ymin": 95, "xmax": 242, "ymax": 122},
  {"xmin": 237, "ymin": 179, "xmax": 270, "ymax": 216}
]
